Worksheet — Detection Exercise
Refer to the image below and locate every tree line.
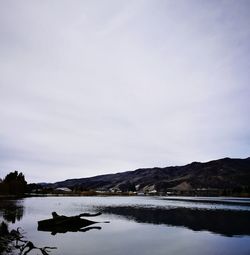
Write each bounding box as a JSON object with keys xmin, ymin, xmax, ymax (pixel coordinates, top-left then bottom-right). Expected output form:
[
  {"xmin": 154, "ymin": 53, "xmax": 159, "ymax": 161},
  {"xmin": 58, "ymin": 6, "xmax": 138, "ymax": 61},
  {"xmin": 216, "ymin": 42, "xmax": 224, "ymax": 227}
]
[{"xmin": 0, "ymin": 171, "xmax": 27, "ymax": 195}]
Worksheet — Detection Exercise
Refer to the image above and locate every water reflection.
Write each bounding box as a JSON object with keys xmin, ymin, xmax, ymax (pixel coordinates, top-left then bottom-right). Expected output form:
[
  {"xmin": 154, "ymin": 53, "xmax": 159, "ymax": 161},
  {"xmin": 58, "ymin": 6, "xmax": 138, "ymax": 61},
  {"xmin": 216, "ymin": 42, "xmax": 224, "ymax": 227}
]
[
  {"xmin": 99, "ymin": 206, "xmax": 250, "ymax": 237},
  {"xmin": 0, "ymin": 199, "xmax": 24, "ymax": 223},
  {"xmin": 38, "ymin": 223, "xmax": 102, "ymax": 235}
]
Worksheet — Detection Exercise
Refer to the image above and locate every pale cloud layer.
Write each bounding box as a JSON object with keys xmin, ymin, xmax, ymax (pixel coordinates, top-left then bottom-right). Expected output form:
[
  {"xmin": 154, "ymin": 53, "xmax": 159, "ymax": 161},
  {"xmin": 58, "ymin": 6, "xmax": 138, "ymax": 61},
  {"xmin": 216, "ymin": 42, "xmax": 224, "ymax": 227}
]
[{"xmin": 0, "ymin": 0, "xmax": 249, "ymax": 182}]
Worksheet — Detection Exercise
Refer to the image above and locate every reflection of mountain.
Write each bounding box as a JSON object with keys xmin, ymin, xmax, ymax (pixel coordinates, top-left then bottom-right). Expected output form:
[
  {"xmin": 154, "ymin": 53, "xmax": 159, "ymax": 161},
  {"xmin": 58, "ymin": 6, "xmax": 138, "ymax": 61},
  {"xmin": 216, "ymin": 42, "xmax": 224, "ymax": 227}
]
[
  {"xmin": 99, "ymin": 206, "xmax": 250, "ymax": 237},
  {"xmin": 0, "ymin": 199, "xmax": 24, "ymax": 223}
]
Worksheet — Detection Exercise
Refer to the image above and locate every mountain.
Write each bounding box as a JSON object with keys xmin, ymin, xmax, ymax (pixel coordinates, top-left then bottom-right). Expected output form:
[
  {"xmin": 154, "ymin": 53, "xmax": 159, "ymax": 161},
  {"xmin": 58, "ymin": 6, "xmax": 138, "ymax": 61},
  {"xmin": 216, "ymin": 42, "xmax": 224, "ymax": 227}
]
[{"xmin": 51, "ymin": 157, "xmax": 250, "ymax": 194}]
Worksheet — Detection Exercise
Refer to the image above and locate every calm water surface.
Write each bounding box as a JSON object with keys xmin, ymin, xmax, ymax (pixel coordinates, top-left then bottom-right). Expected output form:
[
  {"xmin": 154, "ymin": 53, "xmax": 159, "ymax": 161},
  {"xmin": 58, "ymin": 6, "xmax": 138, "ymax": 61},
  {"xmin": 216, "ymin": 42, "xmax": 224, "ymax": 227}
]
[{"xmin": 1, "ymin": 196, "xmax": 250, "ymax": 255}]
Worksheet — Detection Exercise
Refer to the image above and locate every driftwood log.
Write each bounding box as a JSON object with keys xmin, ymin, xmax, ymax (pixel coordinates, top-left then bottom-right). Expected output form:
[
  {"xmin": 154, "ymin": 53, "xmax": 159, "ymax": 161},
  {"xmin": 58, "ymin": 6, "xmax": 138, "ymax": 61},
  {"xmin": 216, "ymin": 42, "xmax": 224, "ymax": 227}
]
[{"xmin": 38, "ymin": 212, "xmax": 105, "ymax": 235}]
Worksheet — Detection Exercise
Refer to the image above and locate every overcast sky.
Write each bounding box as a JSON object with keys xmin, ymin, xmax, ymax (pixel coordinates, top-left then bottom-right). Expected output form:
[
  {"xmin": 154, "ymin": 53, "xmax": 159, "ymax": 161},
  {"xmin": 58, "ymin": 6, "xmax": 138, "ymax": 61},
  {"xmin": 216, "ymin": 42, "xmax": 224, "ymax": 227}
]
[{"xmin": 0, "ymin": 0, "xmax": 249, "ymax": 183}]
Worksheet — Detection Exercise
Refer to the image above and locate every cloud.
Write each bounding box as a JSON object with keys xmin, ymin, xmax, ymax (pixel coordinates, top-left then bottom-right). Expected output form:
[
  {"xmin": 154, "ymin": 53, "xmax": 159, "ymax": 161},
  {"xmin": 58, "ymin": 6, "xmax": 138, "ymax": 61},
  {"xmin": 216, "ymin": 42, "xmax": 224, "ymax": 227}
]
[{"xmin": 0, "ymin": 0, "xmax": 249, "ymax": 182}]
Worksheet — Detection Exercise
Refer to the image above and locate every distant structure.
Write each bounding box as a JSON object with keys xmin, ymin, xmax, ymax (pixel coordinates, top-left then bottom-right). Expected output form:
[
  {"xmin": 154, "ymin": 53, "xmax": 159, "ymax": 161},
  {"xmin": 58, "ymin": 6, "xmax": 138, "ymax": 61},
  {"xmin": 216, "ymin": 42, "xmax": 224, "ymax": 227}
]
[{"xmin": 55, "ymin": 187, "xmax": 72, "ymax": 193}]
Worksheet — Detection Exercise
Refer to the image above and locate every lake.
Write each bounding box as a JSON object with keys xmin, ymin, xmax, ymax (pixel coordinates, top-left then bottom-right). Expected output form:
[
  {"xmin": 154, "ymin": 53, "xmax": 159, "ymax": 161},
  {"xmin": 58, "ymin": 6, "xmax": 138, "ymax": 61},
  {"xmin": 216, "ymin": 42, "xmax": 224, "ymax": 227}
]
[{"xmin": 1, "ymin": 196, "xmax": 250, "ymax": 255}]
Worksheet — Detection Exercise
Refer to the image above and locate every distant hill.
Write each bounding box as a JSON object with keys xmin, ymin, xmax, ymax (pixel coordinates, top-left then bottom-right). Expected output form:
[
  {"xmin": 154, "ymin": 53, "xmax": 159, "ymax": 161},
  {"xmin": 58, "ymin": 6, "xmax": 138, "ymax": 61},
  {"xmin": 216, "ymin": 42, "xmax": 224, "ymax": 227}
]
[{"xmin": 50, "ymin": 157, "xmax": 250, "ymax": 194}]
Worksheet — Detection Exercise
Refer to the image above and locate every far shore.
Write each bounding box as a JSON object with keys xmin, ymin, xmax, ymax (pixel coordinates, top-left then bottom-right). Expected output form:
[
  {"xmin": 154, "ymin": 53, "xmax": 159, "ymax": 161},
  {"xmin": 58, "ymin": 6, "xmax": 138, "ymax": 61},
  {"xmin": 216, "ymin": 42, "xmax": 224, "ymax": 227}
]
[{"xmin": 1, "ymin": 193, "xmax": 250, "ymax": 200}]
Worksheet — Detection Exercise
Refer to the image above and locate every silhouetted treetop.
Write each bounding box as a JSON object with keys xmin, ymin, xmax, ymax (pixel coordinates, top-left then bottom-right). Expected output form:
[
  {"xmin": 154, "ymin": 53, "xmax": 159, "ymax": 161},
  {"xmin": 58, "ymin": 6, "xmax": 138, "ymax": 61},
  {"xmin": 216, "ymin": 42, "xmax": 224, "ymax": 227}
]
[
  {"xmin": 0, "ymin": 171, "xmax": 27, "ymax": 195},
  {"xmin": 4, "ymin": 171, "xmax": 26, "ymax": 184}
]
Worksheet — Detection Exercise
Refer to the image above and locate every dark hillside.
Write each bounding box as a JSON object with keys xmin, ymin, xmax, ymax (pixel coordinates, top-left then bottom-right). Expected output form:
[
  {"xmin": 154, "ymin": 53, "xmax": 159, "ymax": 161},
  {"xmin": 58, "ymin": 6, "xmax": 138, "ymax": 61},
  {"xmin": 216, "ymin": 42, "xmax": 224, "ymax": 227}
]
[{"xmin": 51, "ymin": 157, "xmax": 250, "ymax": 194}]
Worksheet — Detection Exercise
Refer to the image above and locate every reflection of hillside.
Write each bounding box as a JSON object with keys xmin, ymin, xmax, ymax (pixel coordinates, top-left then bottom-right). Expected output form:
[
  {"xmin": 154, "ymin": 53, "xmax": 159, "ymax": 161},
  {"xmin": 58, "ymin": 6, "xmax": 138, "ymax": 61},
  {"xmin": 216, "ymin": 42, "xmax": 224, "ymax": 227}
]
[
  {"xmin": 0, "ymin": 199, "xmax": 24, "ymax": 223},
  {"xmin": 100, "ymin": 206, "xmax": 250, "ymax": 237}
]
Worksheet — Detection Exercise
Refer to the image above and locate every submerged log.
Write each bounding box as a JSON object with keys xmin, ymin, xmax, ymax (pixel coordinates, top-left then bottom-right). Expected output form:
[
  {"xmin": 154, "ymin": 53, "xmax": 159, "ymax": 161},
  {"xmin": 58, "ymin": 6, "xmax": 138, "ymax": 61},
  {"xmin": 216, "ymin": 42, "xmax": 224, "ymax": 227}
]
[{"xmin": 38, "ymin": 212, "xmax": 103, "ymax": 235}]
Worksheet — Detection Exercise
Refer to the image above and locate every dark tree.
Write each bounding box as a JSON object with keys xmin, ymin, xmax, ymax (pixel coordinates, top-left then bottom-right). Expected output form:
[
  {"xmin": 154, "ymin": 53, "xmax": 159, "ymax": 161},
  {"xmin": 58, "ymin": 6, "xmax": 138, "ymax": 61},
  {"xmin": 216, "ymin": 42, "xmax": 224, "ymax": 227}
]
[{"xmin": 0, "ymin": 171, "xmax": 27, "ymax": 195}]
